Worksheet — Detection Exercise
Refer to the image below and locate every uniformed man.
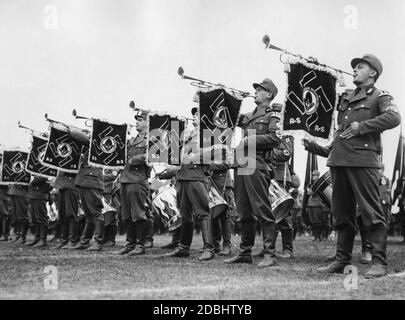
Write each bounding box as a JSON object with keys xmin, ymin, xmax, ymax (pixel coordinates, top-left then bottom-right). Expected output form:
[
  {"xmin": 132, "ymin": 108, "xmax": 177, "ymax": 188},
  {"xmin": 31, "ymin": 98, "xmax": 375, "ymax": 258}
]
[
  {"xmin": 7, "ymin": 184, "xmax": 29, "ymax": 244},
  {"xmin": 102, "ymin": 169, "xmax": 119, "ymax": 247},
  {"xmin": 70, "ymin": 131, "xmax": 105, "ymax": 251},
  {"xmin": 25, "ymin": 176, "xmax": 51, "ymax": 248},
  {"xmin": 114, "ymin": 114, "xmax": 151, "ymax": 256},
  {"xmin": 53, "ymin": 171, "xmax": 80, "ymax": 249},
  {"xmin": 304, "ymin": 54, "xmax": 401, "ymax": 278},
  {"xmin": 307, "ymin": 170, "xmax": 324, "ymax": 241},
  {"xmin": 210, "ymin": 164, "xmax": 234, "ymax": 256},
  {"xmin": 252, "ymin": 131, "xmax": 295, "ymax": 258},
  {"xmin": 0, "ymin": 185, "xmax": 11, "ymax": 241},
  {"xmin": 224, "ymin": 78, "xmax": 282, "ymax": 267},
  {"xmin": 162, "ymin": 106, "xmax": 215, "ymax": 261}
]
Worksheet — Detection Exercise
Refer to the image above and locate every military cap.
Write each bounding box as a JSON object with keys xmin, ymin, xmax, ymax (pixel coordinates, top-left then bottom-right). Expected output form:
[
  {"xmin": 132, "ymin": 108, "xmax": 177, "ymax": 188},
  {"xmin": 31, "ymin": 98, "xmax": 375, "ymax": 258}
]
[
  {"xmin": 253, "ymin": 78, "xmax": 278, "ymax": 99},
  {"xmin": 351, "ymin": 54, "xmax": 383, "ymax": 78}
]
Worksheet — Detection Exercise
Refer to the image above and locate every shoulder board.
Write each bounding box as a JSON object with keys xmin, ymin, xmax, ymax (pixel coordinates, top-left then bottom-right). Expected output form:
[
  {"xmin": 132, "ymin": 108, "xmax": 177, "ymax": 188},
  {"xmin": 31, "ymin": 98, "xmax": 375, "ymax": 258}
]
[
  {"xmin": 378, "ymin": 89, "xmax": 393, "ymax": 98},
  {"xmin": 268, "ymin": 111, "xmax": 281, "ymax": 119}
]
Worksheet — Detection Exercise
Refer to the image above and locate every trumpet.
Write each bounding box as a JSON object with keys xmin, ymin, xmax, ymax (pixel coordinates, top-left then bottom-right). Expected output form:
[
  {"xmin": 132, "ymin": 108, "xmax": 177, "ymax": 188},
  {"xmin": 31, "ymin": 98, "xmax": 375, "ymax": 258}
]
[
  {"xmin": 129, "ymin": 100, "xmax": 193, "ymax": 122},
  {"xmin": 178, "ymin": 67, "xmax": 254, "ymax": 99},
  {"xmin": 44, "ymin": 113, "xmax": 90, "ymax": 134},
  {"xmin": 262, "ymin": 35, "xmax": 354, "ymax": 77},
  {"xmin": 72, "ymin": 109, "xmax": 93, "ymax": 127},
  {"xmin": 17, "ymin": 121, "xmax": 47, "ymax": 138}
]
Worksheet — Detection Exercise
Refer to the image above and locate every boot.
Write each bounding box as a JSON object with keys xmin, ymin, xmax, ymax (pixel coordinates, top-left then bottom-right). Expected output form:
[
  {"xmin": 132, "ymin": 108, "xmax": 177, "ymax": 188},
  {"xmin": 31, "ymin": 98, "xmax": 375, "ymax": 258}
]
[
  {"xmin": 1, "ymin": 219, "xmax": 10, "ymax": 241},
  {"xmin": 114, "ymin": 246, "xmax": 134, "ymax": 255},
  {"xmin": 25, "ymin": 225, "xmax": 40, "ymax": 246},
  {"xmin": 127, "ymin": 244, "xmax": 145, "ymax": 256},
  {"xmin": 218, "ymin": 245, "xmax": 232, "ymax": 256},
  {"xmin": 218, "ymin": 218, "xmax": 232, "ymax": 256},
  {"xmin": 70, "ymin": 242, "xmax": 91, "ymax": 250},
  {"xmin": 224, "ymin": 219, "xmax": 255, "ymax": 264},
  {"xmin": 16, "ymin": 222, "xmax": 28, "ymax": 245},
  {"xmin": 93, "ymin": 219, "xmax": 104, "ymax": 247},
  {"xmin": 360, "ymin": 250, "xmax": 372, "ymax": 264},
  {"xmin": 198, "ymin": 218, "xmax": 214, "ymax": 261},
  {"xmin": 317, "ymin": 228, "xmax": 355, "ymax": 274},
  {"xmin": 123, "ymin": 221, "xmax": 137, "ymax": 250},
  {"xmin": 161, "ymin": 227, "xmax": 181, "ymax": 249},
  {"xmin": 80, "ymin": 220, "xmax": 95, "ymax": 245},
  {"xmin": 144, "ymin": 219, "xmax": 154, "ymax": 248},
  {"xmin": 33, "ymin": 225, "xmax": 48, "ymax": 248},
  {"xmin": 312, "ymin": 224, "xmax": 319, "ymax": 241},
  {"xmin": 257, "ymin": 222, "xmax": 277, "ymax": 267},
  {"xmin": 127, "ymin": 220, "xmax": 147, "ymax": 256},
  {"xmin": 252, "ymin": 250, "xmax": 265, "ymax": 258},
  {"xmin": 69, "ymin": 219, "xmax": 80, "ymax": 244},
  {"xmin": 211, "ymin": 217, "xmax": 222, "ymax": 254},
  {"xmin": 324, "ymin": 253, "xmax": 336, "ymax": 262},
  {"xmin": 164, "ymin": 221, "xmax": 193, "ymax": 258},
  {"xmin": 365, "ymin": 226, "xmax": 388, "ymax": 279},
  {"xmin": 86, "ymin": 242, "xmax": 102, "ymax": 251},
  {"xmin": 163, "ymin": 247, "xmax": 190, "ymax": 257},
  {"xmin": 104, "ymin": 224, "xmax": 117, "ymax": 247},
  {"xmin": 279, "ymin": 228, "xmax": 293, "ymax": 258}
]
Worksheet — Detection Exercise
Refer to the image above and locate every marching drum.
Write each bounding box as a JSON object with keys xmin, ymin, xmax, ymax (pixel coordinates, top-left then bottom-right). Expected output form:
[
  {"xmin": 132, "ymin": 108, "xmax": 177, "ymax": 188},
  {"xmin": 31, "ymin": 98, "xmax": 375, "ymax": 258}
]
[
  {"xmin": 101, "ymin": 196, "xmax": 117, "ymax": 214},
  {"xmin": 46, "ymin": 202, "xmax": 58, "ymax": 222},
  {"xmin": 312, "ymin": 171, "xmax": 332, "ymax": 209},
  {"xmin": 152, "ymin": 184, "xmax": 182, "ymax": 231},
  {"xmin": 208, "ymin": 179, "xmax": 229, "ymax": 219},
  {"xmin": 269, "ymin": 179, "xmax": 294, "ymax": 224}
]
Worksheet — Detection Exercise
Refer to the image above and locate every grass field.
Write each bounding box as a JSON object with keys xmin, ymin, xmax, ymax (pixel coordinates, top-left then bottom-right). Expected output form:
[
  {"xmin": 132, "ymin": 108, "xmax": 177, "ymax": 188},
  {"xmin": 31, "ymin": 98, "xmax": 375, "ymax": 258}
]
[{"xmin": 1, "ymin": 233, "xmax": 404, "ymax": 300}]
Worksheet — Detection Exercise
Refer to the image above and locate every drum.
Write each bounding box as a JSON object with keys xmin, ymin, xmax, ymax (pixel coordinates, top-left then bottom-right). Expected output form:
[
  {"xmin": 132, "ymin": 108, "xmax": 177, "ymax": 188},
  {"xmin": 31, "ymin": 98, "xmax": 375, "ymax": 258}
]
[
  {"xmin": 101, "ymin": 196, "xmax": 117, "ymax": 214},
  {"xmin": 208, "ymin": 179, "xmax": 229, "ymax": 219},
  {"xmin": 312, "ymin": 171, "xmax": 332, "ymax": 209},
  {"xmin": 152, "ymin": 184, "xmax": 181, "ymax": 231},
  {"xmin": 46, "ymin": 202, "xmax": 58, "ymax": 222},
  {"xmin": 269, "ymin": 179, "xmax": 294, "ymax": 224}
]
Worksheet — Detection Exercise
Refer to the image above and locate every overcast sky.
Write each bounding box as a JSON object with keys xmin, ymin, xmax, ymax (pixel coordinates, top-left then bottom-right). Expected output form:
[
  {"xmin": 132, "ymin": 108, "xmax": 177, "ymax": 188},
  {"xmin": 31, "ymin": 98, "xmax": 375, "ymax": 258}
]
[{"xmin": 1, "ymin": 0, "xmax": 404, "ymax": 183}]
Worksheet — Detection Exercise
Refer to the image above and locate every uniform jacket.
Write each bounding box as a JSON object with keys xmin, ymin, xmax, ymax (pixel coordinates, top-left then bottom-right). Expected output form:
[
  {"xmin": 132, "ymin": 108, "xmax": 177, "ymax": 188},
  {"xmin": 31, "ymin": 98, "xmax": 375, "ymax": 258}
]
[
  {"xmin": 6, "ymin": 184, "xmax": 28, "ymax": 197},
  {"xmin": 210, "ymin": 163, "xmax": 233, "ymax": 191},
  {"xmin": 173, "ymin": 128, "xmax": 210, "ymax": 182},
  {"xmin": 378, "ymin": 174, "xmax": 391, "ymax": 206},
  {"xmin": 271, "ymin": 135, "xmax": 294, "ymax": 184},
  {"xmin": 74, "ymin": 166, "xmax": 104, "ymax": 190},
  {"xmin": 54, "ymin": 172, "xmax": 78, "ymax": 191},
  {"xmin": 307, "ymin": 182, "xmax": 323, "ymax": 207},
  {"xmin": 120, "ymin": 131, "xmax": 150, "ymax": 186},
  {"xmin": 26, "ymin": 176, "xmax": 51, "ymax": 200},
  {"xmin": 306, "ymin": 85, "xmax": 401, "ymax": 167},
  {"xmin": 103, "ymin": 169, "xmax": 119, "ymax": 194},
  {"xmin": 235, "ymin": 103, "xmax": 282, "ymax": 171}
]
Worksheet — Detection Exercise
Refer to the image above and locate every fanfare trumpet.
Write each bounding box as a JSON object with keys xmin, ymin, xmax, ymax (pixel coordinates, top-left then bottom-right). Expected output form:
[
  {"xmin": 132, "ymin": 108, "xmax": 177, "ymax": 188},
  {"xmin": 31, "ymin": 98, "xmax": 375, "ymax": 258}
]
[
  {"xmin": 262, "ymin": 34, "xmax": 354, "ymax": 77},
  {"xmin": 17, "ymin": 121, "xmax": 47, "ymax": 138},
  {"xmin": 44, "ymin": 113, "xmax": 90, "ymax": 134},
  {"xmin": 177, "ymin": 67, "xmax": 254, "ymax": 99}
]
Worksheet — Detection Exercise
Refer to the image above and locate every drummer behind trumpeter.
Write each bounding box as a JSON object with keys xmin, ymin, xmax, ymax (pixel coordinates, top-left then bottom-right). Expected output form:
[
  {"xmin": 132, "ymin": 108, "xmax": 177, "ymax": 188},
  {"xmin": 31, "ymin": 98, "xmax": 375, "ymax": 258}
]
[
  {"xmin": 303, "ymin": 54, "xmax": 401, "ymax": 278},
  {"xmin": 160, "ymin": 105, "xmax": 215, "ymax": 261},
  {"xmin": 224, "ymin": 78, "xmax": 282, "ymax": 267}
]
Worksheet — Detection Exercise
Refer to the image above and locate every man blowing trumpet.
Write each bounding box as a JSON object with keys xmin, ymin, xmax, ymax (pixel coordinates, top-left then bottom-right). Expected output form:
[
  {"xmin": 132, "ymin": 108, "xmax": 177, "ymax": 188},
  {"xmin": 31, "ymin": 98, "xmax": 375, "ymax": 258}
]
[{"xmin": 303, "ymin": 54, "xmax": 401, "ymax": 278}]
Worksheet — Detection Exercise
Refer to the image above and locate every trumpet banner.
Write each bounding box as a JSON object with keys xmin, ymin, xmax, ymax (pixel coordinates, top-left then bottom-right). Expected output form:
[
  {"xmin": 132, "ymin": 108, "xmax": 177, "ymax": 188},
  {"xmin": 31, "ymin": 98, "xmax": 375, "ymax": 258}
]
[
  {"xmin": 89, "ymin": 119, "xmax": 127, "ymax": 169},
  {"xmin": 284, "ymin": 61, "xmax": 337, "ymax": 140},
  {"xmin": 0, "ymin": 150, "xmax": 31, "ymax": 185},
  {"xmin": 41, "ymin": 124, "xmax": 87, "ymax": 173},
  {"xmin": 26, "ymin": 134, "xmax": 58, "ymax": 178},
  {"xmin": 198, "ymin": 89, "xmax": 242, "ymax": 162},
  {"xmin": 147, "ymin": 114, "xmax": 185, "ymax": 165}
]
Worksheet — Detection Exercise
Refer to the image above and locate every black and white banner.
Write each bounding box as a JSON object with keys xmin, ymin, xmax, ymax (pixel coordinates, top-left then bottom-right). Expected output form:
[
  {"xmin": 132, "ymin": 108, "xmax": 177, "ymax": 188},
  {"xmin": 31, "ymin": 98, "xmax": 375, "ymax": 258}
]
[
  {"xmin": 89, "ymin": 119, "xmax": 127, "ymax": 169},
  {"xmin": 147, "ymin": 114, "xmax": 185, "ymax": 165},
  {"xmin": 199, "ymin": 88, "xmax": 241, "ymax": 163},
  {"xmin": 284, "ymin": 60, "xmax": 337, "ymax": 140},
  {"xmin": 0, "ymin": 150, "xmax": 31, "ymax": 185},
  {"xmin": 41, "ymin": 124, "xmax": 87, "ymax": 173},
  {"xmin": 26, "ymin": 134, "xmax": 58, "ymax": 178}
]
